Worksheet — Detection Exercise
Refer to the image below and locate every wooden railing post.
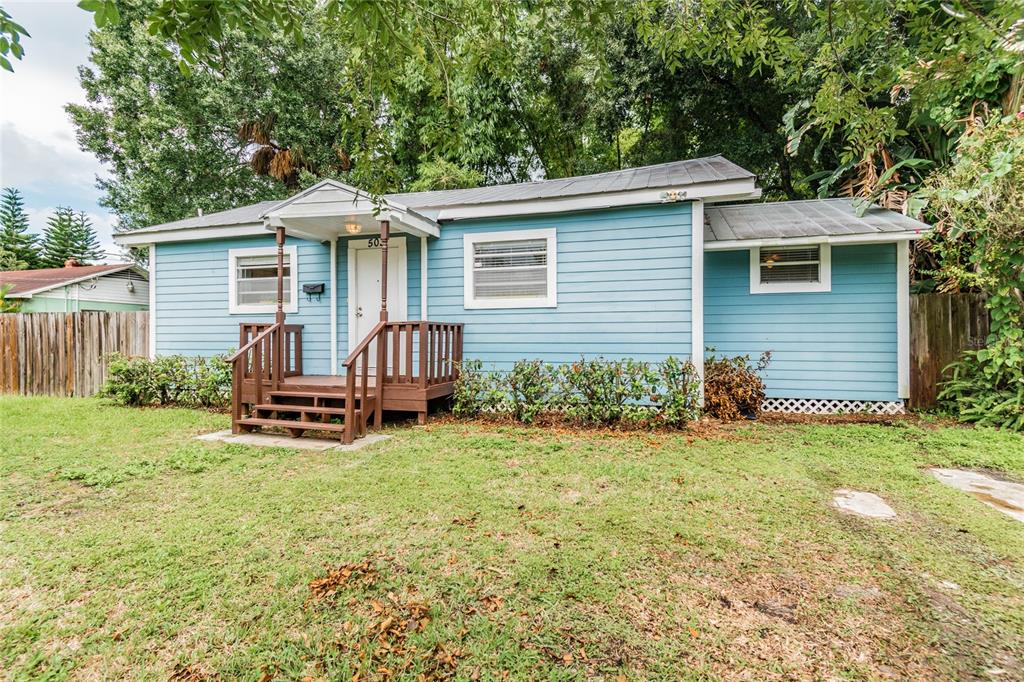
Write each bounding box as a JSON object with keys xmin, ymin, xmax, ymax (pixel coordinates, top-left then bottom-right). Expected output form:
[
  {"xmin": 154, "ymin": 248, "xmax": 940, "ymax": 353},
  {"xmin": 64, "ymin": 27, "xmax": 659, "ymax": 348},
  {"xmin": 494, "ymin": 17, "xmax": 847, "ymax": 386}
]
[
  {"xmin": 231, "ymin": 359, "xmax": 242, "ymax": 433},
  {"xmin": 418, "ymin": 322, "xmax": 428, "ymax": 389},
  {"xmin": 344, "ymin": 364, "xmax": 356, "ymax": 445},
  {"xmin": 374, "ymin": 325, "xmax": 386, "ymax": 428}
]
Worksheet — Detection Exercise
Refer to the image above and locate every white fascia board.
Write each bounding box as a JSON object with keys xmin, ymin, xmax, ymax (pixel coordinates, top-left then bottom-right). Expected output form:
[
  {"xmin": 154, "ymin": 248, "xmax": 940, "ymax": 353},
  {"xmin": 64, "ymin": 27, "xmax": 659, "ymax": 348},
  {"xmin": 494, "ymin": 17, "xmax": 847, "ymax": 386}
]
[
  {"xmin": 114, "ymin": 223, "xmax": 267, "ymax": 246},
  {"xmin": 389, "ymin": 210, "xmax": 441, "ymax": 238},
  {"xmin": 268, "ymin": 204, "xmax": 440, "ymax": 239},
  {"xmin": 259, "ymin": 178, "xmax": 370, "ymax": 217},
  {"xmin": 433, "ymin": 179, "xmax": 760, "ymax": 221},
  {"xmin": 704, "ymin": 230, "xmax": 930, "ymax": 251}
]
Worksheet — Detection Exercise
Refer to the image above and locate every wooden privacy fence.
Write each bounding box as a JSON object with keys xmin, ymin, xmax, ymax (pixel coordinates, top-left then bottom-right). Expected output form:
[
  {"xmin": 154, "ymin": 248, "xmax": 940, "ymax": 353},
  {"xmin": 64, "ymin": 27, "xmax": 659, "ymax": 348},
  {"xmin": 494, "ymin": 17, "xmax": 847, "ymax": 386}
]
[
  {"xmin": 0, "ymin": 312, "xmax": 149, "ymax": 397},
  {"xmin": 909, "ymin": 293, "xmax": 990, "ymax": 409}
]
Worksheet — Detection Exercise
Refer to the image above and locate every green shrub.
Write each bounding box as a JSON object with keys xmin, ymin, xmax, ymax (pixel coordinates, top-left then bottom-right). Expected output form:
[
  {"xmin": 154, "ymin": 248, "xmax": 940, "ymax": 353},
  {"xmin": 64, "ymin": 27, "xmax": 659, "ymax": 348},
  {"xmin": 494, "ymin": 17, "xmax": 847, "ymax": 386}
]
[
  {"xmin": 507, "ymin": 359, "xmax": 554, "ymax": 424},
  {"xmin": 558, "ymin": 357, "xmax": 656, "ymax": 426},
  {"xmin": 452, "ymin": 359, "xmax": 504, "ymax": 417},
  {"xmin": 703, "ymin": 351, "xmax": 771, "ymax": 420},
  {"xmin": 452, "ymin": 356, "xmax": 703, "ymax": 428},
  {"xmin": 938, "ymin": 334, "xmax": 1024, "ymax": 430},
  {"xmin": 102, "ymin": 353, "xmax": 232, "ymax": 408},
  {"xmin": 655, "ymin": 356, "xmax": 702, "ymax": 427}
]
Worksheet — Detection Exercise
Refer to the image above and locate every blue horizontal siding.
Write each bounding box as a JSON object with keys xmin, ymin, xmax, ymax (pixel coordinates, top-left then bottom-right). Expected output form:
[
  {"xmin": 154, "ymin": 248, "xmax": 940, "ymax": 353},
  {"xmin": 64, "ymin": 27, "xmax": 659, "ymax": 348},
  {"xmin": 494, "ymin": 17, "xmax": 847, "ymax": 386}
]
[
  {"xmin": 155, "ymin": 234, "xmax": 422, "ymax": 372},
  {"xmin": 427, "ymin": 203, "xmax": 694, "ymax": 370},
  {"xmin": 155, "ymin": 236, "xmax": 334, "ymax": 373},
  {"xmin": 704, "ymin": 244, "xmax": 899, "ymax": 401}
]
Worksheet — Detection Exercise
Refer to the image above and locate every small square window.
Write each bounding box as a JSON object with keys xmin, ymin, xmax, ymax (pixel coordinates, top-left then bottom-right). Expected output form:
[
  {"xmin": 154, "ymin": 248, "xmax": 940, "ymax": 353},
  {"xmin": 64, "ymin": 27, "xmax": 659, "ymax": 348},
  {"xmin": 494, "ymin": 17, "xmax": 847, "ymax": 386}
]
[
  {"xmin": 464, "ymin": 228, "xmax": 557, "ymax": 308},
  {"xmin": 228, "ymin": 246, "xmax": 299, "ymax": 314},
  {"xmin": 750, "ymin": 243, "xmax": 831, "ymax": 293}
]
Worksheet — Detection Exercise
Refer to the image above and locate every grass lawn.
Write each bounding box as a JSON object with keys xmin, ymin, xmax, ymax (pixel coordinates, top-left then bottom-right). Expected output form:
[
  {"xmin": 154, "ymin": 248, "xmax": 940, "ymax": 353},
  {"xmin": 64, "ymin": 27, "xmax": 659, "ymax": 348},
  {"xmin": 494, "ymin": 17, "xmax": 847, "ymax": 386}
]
[{"xmin": 1, "ymin": 397, "xmax": 1023, "ymax": 680}]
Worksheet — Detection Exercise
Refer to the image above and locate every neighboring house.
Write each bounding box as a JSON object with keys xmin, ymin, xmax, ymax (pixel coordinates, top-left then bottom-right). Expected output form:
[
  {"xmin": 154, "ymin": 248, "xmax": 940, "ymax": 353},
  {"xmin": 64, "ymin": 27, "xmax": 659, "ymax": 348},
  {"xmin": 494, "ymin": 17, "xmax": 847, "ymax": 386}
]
[
  {"xmin": 114, "ymin": 155, "xmax": 929, "ymax": 440},
  {"xmin": 0, "ymin": 263, "xmax": 150, "ymax": 312}
]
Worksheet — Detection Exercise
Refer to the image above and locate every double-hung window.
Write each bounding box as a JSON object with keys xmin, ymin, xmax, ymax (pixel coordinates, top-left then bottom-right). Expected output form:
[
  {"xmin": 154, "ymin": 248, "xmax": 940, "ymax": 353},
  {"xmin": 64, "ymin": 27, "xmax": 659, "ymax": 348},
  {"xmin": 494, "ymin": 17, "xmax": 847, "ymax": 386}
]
[
  {"xmin": 463, "ymin": 228, "xmax": 557, "ymax": 309},
  {"xmin": 228, "ymin": 245, "xmax": 299, "ymax": 314},
  {"xmin": 750, "ymin": 243, "xmax": 831, "ymax": 294}
]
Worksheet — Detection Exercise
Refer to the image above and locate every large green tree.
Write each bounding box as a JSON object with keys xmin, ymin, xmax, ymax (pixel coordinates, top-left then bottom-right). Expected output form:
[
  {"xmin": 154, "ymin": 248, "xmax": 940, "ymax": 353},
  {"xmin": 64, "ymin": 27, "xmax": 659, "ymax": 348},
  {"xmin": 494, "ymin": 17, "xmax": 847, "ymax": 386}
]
[
  {"xmin": 71, "ymin": 0, "xmax": 818, "ymax": 233},
  {"xmin": 0, "ymin": 187, "xmax": 40, "ymax": 269},
  {"xmin": 634, "ymin": 0, "xmax": 1024, "ymax": 203},
  {"xmin": 67, "ymin": 0, "xmax": 1023, "ymax": 223}
]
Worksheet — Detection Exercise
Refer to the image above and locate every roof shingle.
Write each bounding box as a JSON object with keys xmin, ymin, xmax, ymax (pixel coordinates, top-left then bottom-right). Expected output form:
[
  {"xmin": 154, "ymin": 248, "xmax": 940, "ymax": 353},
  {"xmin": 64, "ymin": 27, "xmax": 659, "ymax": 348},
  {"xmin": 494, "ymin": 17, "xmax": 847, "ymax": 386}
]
[{"xmin": 0, "ymin": 264, "xmax": 140, "ymax": 296}]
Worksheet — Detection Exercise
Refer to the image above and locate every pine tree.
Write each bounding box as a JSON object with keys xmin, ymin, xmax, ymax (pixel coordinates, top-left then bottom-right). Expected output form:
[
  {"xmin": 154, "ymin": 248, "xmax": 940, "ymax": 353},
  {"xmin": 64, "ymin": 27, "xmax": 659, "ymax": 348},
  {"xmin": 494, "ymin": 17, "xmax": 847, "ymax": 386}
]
[
  {"xmin": 71, "ymin": 211, "xmax": 104, "ymax": 264},
  {"xmin": 0, "ymin": 187, "xmax": 40, "ymax": 269},
  {"xmin": 39, "ymin": 207, "xmax": 106, "ymax": 267},
  {"xmin": 39, "ymin": 207, "xmax": 79, "ymax": 268}
]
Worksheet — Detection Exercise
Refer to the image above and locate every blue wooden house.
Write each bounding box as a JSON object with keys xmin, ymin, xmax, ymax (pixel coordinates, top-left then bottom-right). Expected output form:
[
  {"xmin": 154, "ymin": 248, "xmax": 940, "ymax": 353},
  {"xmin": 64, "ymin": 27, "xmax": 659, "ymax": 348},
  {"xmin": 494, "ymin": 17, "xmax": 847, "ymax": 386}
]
[{"xmin": 114, "ymin": 156, "xmax": 929, "ymax": 441}]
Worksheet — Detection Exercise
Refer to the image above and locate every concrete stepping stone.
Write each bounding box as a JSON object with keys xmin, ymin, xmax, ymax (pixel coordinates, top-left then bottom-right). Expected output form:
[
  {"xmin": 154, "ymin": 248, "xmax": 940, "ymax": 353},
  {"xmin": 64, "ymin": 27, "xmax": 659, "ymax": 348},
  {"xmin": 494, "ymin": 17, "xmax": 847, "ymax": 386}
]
[
  {"xmin": 929, "ymin": 468, "xmax": 1024, "ymax": 523},
  {"xmin": 832, "ymin": 489, "xmax": 897, "ymax": 519}
]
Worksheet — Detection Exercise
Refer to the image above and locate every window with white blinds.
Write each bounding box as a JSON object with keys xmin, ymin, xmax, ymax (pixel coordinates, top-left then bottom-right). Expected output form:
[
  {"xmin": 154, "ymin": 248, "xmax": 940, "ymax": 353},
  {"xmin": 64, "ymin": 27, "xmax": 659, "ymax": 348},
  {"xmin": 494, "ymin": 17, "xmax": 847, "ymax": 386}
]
[
  {"xmin": 750, "ymin": 243, "xmax": 831, "ymax": 293},
  {"xmin": 228, "ymin": 246, "xmax": 299, "ymax": 313},
  {"xmin": 464, "ymin": 228, "xmax": 557, "ymax": 308}
]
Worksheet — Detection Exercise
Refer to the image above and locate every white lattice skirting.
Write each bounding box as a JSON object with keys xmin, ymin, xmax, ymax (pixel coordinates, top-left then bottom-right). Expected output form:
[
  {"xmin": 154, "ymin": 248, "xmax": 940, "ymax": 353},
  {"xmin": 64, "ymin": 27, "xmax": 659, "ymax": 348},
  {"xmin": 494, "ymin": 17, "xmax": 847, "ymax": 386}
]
[{"xmin": 761, "ymin": 398, "xmax": 906, "ymax": 415}]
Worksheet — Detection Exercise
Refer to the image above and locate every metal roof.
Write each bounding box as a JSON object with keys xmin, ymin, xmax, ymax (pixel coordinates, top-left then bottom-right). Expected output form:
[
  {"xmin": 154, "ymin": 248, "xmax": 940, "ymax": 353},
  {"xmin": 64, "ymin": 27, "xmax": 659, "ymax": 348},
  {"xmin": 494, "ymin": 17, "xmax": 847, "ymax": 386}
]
[
  {"xmin": 704, "ymin": 199, "xmax": 930, "ymax": 243},
  {"xmin": 0, "ymin": 263, "xmax": 145, "ymax": 297},
  {"xmin": 120, "ymin": 200, "xmax": 281, "ymax": 235},
  {"xmin": 118, "ymin": 156, "xmax": 755, "ymax": 236},
  {"xmin": 387, "ymin": 155, "xmax": 754, "ymax": 209}
]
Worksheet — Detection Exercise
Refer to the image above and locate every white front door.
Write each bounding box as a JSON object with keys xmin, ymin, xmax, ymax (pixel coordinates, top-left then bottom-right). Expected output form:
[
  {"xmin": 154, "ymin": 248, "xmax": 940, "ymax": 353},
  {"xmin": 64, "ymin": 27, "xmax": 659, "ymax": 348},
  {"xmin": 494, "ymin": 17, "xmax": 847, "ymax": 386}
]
[{"xmin": 348, "ymin": 236, "xmax": 407, "ymax": 357}]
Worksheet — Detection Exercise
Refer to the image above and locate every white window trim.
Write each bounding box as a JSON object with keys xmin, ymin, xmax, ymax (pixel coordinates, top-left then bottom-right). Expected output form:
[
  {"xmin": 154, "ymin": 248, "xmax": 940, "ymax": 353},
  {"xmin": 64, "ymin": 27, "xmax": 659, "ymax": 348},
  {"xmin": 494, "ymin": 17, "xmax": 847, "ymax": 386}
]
[
  {"xmin": 749, "ymin": 243, "xmax": 831, "ymax": 294},
  {"xmin": 463, "ymin": 227, "xmax": 557, "ymax": 309},
  {"xmin": 228, "ymin": 245, "xmax": 299, "ymax": 314}
]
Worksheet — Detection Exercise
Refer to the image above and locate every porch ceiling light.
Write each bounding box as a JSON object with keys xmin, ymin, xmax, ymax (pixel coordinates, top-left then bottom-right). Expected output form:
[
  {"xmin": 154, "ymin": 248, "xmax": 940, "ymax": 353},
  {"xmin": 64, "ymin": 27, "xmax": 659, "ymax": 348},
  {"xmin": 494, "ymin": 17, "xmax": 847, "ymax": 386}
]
[{"xmin": 344, "ymin": 221, "xmax": 362, "ymax": 235}]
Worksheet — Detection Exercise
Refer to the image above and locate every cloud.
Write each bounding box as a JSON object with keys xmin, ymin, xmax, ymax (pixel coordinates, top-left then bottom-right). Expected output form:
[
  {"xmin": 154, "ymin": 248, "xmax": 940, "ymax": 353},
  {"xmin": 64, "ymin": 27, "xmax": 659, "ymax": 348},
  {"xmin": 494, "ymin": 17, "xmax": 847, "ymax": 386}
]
[{"xmin": 1, "ymin": 122, "xmax": 101, "ymax": 191}]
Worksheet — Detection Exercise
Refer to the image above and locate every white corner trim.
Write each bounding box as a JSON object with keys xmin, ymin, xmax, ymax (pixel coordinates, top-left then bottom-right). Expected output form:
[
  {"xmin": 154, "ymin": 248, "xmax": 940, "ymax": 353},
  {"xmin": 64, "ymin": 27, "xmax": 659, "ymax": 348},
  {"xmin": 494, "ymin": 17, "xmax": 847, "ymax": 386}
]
[
  {"xmin": 346, "ymin": 236, "xmax": 408, "ymax": 350},
  {"xmin": 148, "ymin": 245, "xmax": 157, "ymax": 359},
  {"xmin": 749, "ymin": 243, "xmax": 832, "ymax": 294},
  {"xmin": 897, "ymin": 240, "xmax": 910, "ymax": 399},
  {"xmin": 705, "ymin": 230, "xmax": 928, "ymax": 251},
  {"xmin": 463, "ymin": 227, "xmax": 557, "ymax": 310},
  {"xmin": 330, "ymin": 238, "xmax": 338, "ymax": 375},
  {"xmin": 227, "ymin": 244, "xmax": 299, "ymax": 315},
  {"xmin": 420, "ymin": 235, "xmax": 428, "ymax": 319},
  {"xmin": 691, "ymin": 199, "xmax": 705, "ymax": 405}
]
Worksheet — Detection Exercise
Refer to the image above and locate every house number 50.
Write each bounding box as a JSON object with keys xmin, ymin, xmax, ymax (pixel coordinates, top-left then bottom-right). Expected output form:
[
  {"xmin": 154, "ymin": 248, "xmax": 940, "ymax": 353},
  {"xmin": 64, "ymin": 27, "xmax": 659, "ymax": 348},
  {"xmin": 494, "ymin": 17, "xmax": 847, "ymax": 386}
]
[{"xmin": 367, "ymin": 237, "xmax": 382, "ymax": 248}]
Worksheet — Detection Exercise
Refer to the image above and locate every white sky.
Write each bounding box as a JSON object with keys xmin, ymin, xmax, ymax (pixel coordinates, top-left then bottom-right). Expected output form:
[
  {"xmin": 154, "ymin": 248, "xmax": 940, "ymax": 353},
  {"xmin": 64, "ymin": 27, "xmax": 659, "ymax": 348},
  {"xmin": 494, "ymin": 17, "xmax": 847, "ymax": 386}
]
[{"xmin": 0, "ymin": 0, "xmax": 119, "ymax": 260}]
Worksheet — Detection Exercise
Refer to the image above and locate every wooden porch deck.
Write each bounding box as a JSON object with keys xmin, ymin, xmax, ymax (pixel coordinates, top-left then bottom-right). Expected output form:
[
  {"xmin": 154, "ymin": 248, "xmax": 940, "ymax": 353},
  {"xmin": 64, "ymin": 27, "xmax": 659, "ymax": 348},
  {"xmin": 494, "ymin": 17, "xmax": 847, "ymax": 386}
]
[{"xmin": 230, "ymin": 321, "xmax": 463, "ymax": 443}]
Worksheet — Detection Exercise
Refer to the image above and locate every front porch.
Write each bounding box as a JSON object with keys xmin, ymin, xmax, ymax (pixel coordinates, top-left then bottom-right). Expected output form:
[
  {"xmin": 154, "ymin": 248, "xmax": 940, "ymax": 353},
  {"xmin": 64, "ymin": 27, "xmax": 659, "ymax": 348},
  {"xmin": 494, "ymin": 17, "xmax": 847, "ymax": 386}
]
[{"xmin": 227, "ymin": 181, "xmax": 463, "ymax": 444}]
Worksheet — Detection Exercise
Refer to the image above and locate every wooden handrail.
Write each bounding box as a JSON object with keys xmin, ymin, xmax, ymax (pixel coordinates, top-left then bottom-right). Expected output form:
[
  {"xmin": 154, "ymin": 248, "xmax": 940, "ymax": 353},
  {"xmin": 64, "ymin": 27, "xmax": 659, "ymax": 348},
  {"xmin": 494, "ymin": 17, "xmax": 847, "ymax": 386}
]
[
  {"xmin": 337, "ymin": 320, "xmax": 463, "ymax": 440},
  {"xmin": 230, "ymin": 321, "xmax": 303, "ymax": 434},
  {"xmin": 341, "ymin": 321, "xmax": 386, "ymax": 366},
  {"xmin": 341, "ymin": 321, "xmax": 385, "ymax": 444},
  {"xmin": 228, "ymin": 323, "xmax": 278, "ymax": 363}
]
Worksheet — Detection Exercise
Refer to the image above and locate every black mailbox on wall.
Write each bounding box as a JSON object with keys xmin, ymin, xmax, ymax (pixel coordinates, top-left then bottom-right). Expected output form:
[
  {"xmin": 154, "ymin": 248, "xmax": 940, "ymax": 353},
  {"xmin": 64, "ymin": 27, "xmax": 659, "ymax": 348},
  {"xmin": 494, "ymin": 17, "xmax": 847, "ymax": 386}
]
[{"xmin": 302, "ymin": 282, "xmax": 325, "ymax": 302}]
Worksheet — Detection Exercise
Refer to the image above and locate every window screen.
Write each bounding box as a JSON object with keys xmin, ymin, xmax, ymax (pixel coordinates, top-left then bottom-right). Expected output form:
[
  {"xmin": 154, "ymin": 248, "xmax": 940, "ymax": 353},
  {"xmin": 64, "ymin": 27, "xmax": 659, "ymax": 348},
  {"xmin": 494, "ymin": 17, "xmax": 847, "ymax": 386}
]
[
  {"xmin": 235, "ymin": 254, "xmax": 291, "ymax": 306},
  {"xmin": 759, "ymin": 246, "xmax": 820, "ymax": 284},
  {"xmin": 471, "ymin": 238, "xmax": 548, "ymax": 300}
]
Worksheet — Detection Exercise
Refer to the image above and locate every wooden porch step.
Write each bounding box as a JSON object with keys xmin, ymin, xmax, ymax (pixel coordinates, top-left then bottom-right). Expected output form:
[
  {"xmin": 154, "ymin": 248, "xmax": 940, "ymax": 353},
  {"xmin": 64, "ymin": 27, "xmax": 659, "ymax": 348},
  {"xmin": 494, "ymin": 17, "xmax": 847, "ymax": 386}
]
[
  {"xmin": 254, "ymin": 403, "xmax": 348, "ymax": 416},
  {"xmin": 236, "ymin": 416, "xmax": 347, "ymax": 433}
]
